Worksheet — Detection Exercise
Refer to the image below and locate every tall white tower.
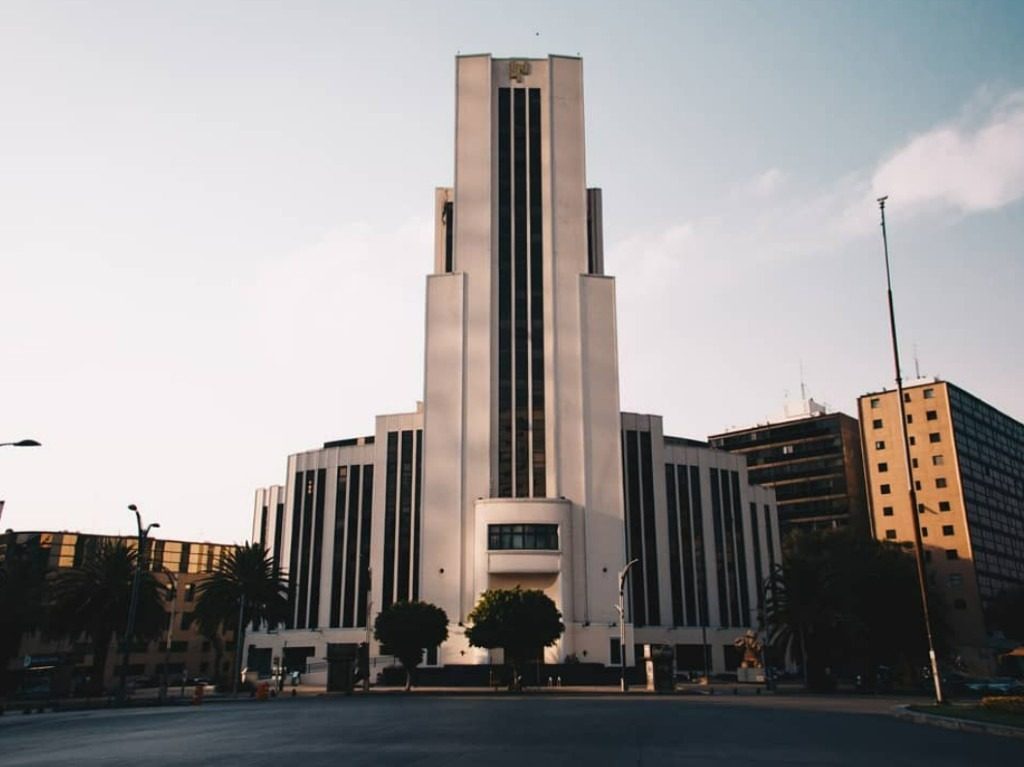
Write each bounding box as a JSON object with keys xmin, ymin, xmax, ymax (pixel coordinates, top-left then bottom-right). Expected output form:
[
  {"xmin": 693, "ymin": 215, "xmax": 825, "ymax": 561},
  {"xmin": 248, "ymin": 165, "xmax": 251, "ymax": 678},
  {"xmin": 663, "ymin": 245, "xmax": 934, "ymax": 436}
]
[{"xmin": 421, "ymin": 55, "xmax": 626, "ymax": 664}]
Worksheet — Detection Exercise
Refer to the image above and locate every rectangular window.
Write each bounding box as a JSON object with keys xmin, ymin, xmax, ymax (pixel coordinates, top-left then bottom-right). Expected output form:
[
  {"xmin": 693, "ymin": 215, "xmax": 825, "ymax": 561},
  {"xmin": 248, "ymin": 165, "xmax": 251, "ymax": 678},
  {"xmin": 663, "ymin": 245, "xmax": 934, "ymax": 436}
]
[
  {"xmin": 924, "ymin": 388, "xmax": 935, "ymax": 399},
  {"xmin": 929, "ymin": 433, "xmax": 941, "ymax": 443},
  {"xmin": 872, "ymin": 419, "xmax": 883, "ymax": 429},
  {"xmin": 939, "ymin": 501, "xmax": 951, "ymax": 512},
  {"xmin": 345, "ymin": 466, "xmax": 366, "ymax": 627},
  {"xmin": 877, "ymin": 462, "xmax": 888, "ymax": 473},
  {"xmin": 497, "ymin": 87, "xmax": 512, "ymax": 497},
  {"xmin": 382, "ymin": 432, "xmax": 399, "ymax": 610},
  {"xmin": 945, "ymin": 549, "xmax": 958, "ymax": 560},
  {"xmin": 926, "ymin": 410, "xmax": 938, "ymax": 421},
  {"xmin": 909, "ymin": 436, "xmax": 916, "ymax": 445},
  {"xmin": 936, "ymin": 478, "xmax": 947, "ymax": 488},
  {"xmin": 870, "ymin": 398, "xmax": 880, "ymax": 409},
  {"xmin": 329, "ymin": 466, "xmax": 349, "ymax": 628},
  {"xmin": 921, "ymin": 527, "xmax": 929, "ymax": 537},
  {"xmin": 906, "ymin": 414, "xmax": 913, "ymax": 424},
  {"xmin": 781, "ymin": 444, "xmax": 794, "ymax": 455},
  {"xmin": 903, "ymin": 392, "xmax": 911, "ymax": 402},
  {"xmin": 942, "ymin": 525, "xmax": 954, "ymax": 536},
  {"xmin": 917, "ymin": 503, "xmax": 925, "ymax": 514},
  {"xmin": 882, "ymin": 506, "xmax": 894, "ymax": 517},
  {"xmin": 932, "ymin": 455, "xmax": 944, "ymax": 466},
  {"xmin": 912, "ymin": 458, "xmax": 919, "ymax": 468},
  {"xmin": 949, "ymin": 574, "xmax": 963, "ymax": 587},
  {"xmin": 875, "ymin": 440, "xmax": 885, "ymax": 450},
  {"xmin": 885, "ymin": 529, "xmax": 897, "ymax": 539},
  {"xmin": 487, "ymin": 524, "xmax": 559, "ymax": 550},
  {"xmin": 880, "ymin": 484, "xmax": 891, "ymax": 495}
]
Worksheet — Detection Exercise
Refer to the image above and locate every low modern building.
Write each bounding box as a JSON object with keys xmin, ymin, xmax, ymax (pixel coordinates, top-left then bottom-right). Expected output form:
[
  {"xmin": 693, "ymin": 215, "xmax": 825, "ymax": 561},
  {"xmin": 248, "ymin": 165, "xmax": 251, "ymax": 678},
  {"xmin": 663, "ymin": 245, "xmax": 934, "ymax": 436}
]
[
  {"xmin": 709, "ymin": 400, "xmax": 869, "ymax": 535},
  {"xmin": 245, "ymin": 54, "xmax": 782, "ymax": 684},
  {"xmin": 858, "ymin": 378, "xmax": 1024, "ymax": 672},
  {"xmin": 2, "ymin": 531, "xmax": 239, "ymax": 691}
]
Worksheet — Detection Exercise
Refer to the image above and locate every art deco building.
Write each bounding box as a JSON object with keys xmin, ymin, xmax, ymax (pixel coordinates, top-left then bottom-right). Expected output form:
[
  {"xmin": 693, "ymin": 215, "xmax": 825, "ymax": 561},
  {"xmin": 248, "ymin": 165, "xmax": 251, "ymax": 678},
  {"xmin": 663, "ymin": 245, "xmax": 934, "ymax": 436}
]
[
  {"xmin": 858, "ymin": 379, "xmax": 1024, "ymax": 672},
  {"xmin": 709, "ymin": 400, "xmax": 869, "ymax": 535},
  {"xmin": 248, "ymin": 55, "xmax": 781, "ymax": 681}
]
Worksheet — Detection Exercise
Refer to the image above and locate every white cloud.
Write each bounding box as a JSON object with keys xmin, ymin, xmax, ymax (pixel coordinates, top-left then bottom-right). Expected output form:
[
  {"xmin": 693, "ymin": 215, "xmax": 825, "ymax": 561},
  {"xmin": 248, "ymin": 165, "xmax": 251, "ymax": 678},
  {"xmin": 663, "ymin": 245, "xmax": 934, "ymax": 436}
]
[
  {"xmin": 743, "ymin": 167, "xmax": 787, "ymax": 197},
  {"xmin": 870, "ymin": 91, "xmax": 1024, "ymax": 214}
]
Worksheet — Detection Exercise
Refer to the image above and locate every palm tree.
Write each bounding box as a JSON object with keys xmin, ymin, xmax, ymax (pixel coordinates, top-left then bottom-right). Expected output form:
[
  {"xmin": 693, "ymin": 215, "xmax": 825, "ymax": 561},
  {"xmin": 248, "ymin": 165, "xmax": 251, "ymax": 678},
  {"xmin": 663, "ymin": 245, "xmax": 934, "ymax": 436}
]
[
  {"xmin": 0, "ymin": 533, "xmax": 51, "ymax": 694},
  {"xmin": 193, "ymin": 543, "xmax": 288, "ymax": 692},
  {"xmin": 48, "ymin": 540, "xmax": 165, "ymax": 695}
]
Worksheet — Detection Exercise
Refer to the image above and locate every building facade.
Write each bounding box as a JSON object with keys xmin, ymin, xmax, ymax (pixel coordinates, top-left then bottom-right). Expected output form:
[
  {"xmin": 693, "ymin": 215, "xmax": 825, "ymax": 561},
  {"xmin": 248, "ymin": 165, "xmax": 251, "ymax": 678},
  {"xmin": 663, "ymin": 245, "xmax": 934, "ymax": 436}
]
[
  {"xmin": 247, "ymin": 55, "xmax": 781, "ymax": 681},
  {"xmin": 2, "ymin": 531, "xmax": 238, "ymax": 690},
  {"xmin": 858, "ymin": 379, "xmax": 1024, "ymax": 672},
  {"xmin": 709, "ymin": 400, "xmax": 869, "ymax": 535}
]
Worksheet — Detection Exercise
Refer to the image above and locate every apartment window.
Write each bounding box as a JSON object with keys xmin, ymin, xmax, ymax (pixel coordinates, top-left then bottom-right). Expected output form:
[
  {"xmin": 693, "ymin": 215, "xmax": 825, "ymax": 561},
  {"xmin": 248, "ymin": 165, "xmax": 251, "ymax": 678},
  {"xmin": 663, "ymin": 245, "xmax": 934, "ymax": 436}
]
[
  {"xmin": 949, "ymin": 574, "xmax": 963, "ymax": 587},
  {"xmin": 870, "ymin": 398, "xmax": 880, "ymax": 409},
  {"xmin": 936, "ymin": 478, "xmax": 948, "ymax": 489},
  {"xmin": 909, "ymin": 436, "xmax": 916, "ymax": 445},
  {"xmin": 932, "ymin": 455, "xmax": 944, "ymax": 466},
  {"xmin": 915, "ymin": 480, "xmax": 922, "ymax": 491},
  {"xmin": 953, "ymin": 599, "xmax": 967, "ymax": 610},
  {"xmin": 877, "ymin": 462, "xmax": 888, "ymax": 473},
  {"xmin": 918, "ymin": 503, "xmax": 925, "ymax": 514},
  {"xmin": 921, "ymin": 527, "xmax": 928, "ymax": 538},
  {"xmin": 903, "ymin": 392, "xmax": 911, "ymax": 403},
  {"xmin": 487, "ymin": 524, "xmax": 559, "ymax": 551},
  {"xmin": 874, "ymin": 440, "xmax": 885, "ymax": 450},
  {"xmin": 184, "ymin": 583, "xmax": 195, "ymax": 602},
  {"xmin": 782, "ymin": 445, "xmax": 794, "ymax": 455},
  {"xmin": 939, "ymin": 501, "xmax": 951, "ymax": 512},
  {"xmin": 872, "ymin": 419, "xmax": 883, "ymax": 429},
  {"xmin": 912, "ymin": 458, "xmax": 919, "ymax": 468},
  {"xmin": 906, "ymin": 414, "xmax": 913, "ymax": 424},
  {"xmin": 885, "ymin": 529, "xmax": 897, "ymax": 540},
  {"xmin": 880, "ymin": 484, "xmax": 891, "ymax": 495},
  {"xmin": 942, "ymin": 525, "xmax": 954, "ymax": 536},
  {"xmin": 929, "ymin": 433, "xmax": 941, "ymax": 443},
  {"xmin": 882, "ymin": 506, "xmax": 894, "ymax": 517},
  {"xmin": 926, "ymin": 410, "xmax": 938, "ymax": 421},
  {"xmin": 923, "ymin": 388, "xmax": 935, "ymax": 399},
  {"xmin": 945, "ymin": 549, "xmax": 959, "ymax": 560}
]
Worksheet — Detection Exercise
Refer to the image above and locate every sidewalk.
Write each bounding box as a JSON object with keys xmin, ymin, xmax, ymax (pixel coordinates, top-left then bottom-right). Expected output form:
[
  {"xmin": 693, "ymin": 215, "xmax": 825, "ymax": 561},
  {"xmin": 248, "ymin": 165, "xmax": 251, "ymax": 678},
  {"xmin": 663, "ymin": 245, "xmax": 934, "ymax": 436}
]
[{"xmin": 893, "ymin": 704, "xmax": 1024, "ymax": 740}]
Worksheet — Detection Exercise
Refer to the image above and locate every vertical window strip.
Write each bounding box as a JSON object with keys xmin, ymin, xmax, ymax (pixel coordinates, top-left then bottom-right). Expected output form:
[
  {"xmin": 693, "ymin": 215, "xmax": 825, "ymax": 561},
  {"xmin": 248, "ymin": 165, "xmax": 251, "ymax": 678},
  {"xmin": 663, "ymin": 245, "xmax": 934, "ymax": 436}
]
[
  {"xmin": 730, "ymin": 472, "xmax": 750, "ymax": 626},
  {"xmin": 296, "ymin": 472, "xmax": 316, "ymax": 629},
  {"xmin": 308, "ymin": 468, "xmax": 327, "ymax": 629},
  {"xmin": 710, "ymin": 468, "xmax": 728, "ymax": 628},
  {"xmin": 382, "ymin": 433, "xmax": 399, "ymax": 610},
  {"xmin": 677, "ymin": 465, "xmax": 697, "ymax": 626},
  {"xmin": 397, "ymin": 430, "xmax": 414, "ymax": 602},
  {"xmin": 528, "ymin": 87, "xmax": 546, "ymax": 497},
  {"xmin": 443, "ymin": 201, "xmax": 454, "ymax": 273},
  {"xmin": 342, "ymin": 465, "xmax": 361, "ymax": 628},
  {"xmin": 272, "ymin": 502, "xmax": 284, "ymax": 577},
  {"xmin": 690, "ymin": 466, "xmax": 708, "ymax": 626},
  {"xmin": 513, "ymin": 87, "xmax": 529, "ymax": 498},
  {"xmin": 623, "ymin": 431, "xmax": 646, "ymax": 626},
  {"xmin": 764, "ymin": 505, "xmax": 776, "ymax": 573},
  {"xmin": 749, "ymin": 502, "xmax": 763, "ymax": 605},
  {"xmin": 259, "ymin": 506, "xmax": 268, "ymax": 549},
  {"xmin": 720, "ymin": 471, "xmax": 739, "ymax": 627},
  {"xmin": 412, "ymin": 429, "xmax": 423, "ymax": 600},
  {"xmin": 329, "ymin": 466, "xmax": 348, "ymax": 628},
  {"xmin": 288, "ymin": 473, "xmax": 303, "ymax": 628},
  {"xmin": 497, "ymin": 88, "xmax": 513, "ymax": 497},
  {"xmin": 357, "ymin": 465, "xmax": 374, "ymax": 626},
  {"xmin": 665, "ymin": 464, "xmax": 684, "ymax": 626},
  {"xmin": 639, "ymin": 431, "xmax": 660, "ymax": 626}
]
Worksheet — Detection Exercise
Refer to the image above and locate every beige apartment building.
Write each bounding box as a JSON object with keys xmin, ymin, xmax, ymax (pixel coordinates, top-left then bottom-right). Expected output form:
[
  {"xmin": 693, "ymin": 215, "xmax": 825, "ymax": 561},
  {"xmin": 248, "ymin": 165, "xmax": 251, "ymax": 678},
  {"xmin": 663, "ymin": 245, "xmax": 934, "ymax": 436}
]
[
  {"xmin": 858, "ymin": 379, "xmax": 1024, "ymax": 673},
  {"xmin": 5, "ymin": 531, "xmax": 239, "ymax": 692}
]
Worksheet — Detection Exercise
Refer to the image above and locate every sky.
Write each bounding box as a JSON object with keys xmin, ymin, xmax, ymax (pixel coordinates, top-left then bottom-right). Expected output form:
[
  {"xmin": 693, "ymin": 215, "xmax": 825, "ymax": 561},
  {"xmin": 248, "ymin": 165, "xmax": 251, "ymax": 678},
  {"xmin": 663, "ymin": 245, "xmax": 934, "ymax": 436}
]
[{"xmin": 2, "ymin": 1, "xmax": 1022, "ymax": 543}]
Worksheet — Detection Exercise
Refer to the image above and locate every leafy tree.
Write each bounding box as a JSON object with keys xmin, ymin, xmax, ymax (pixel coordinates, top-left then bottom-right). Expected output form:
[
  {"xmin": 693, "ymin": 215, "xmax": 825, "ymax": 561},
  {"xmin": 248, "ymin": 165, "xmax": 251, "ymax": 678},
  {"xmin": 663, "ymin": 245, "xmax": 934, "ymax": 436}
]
[
  {"xmin": 373, "ymin": 600, "xmax": 449, "ymax": 691},
  {"xmin": 48, "ymin": 539, "xmax": 165, "ymax": 694},
  {"xmin": 0, "ymin": 533, "xmax": 51, "ymax": 693},
  {"xmin": 465, "ymin": 587, "xmax": 564, "ymax": 689},
  {"xmin": 987, "ymin": 587, "xmax": 1024, "ymax": 642},
  {"xmin": 194, "ymin": 543, "xmax": 288, "ymax": 690}
]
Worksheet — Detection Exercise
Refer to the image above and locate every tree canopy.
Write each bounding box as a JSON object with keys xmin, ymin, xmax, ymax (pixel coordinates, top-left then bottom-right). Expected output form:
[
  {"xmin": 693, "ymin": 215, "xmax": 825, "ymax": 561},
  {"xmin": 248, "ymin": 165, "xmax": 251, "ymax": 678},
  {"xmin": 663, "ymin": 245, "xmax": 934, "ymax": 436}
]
[
  {"xmin": 465, "ymin": 587, "xmax": 564, "ymax": 686},
  {"xmin": 373, "ymin": 600, "xmax": 449, "ymax": 690},
  {"xmin": 0, "ymin": 533, "xmax": 51, "ymax": 693}
]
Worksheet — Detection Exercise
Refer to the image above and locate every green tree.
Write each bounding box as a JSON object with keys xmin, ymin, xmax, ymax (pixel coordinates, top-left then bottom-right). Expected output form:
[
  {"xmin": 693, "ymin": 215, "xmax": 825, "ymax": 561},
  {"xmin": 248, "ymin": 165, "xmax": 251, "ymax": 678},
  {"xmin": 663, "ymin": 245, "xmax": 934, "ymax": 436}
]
[
  {"xmin": 465, "ymin": 587, "xmax": 564, "ymax": 690},
  {"xmin": 193, "ymin": 543, "xmax": 288, "ymax": 690},
  {"xmin": 48, "ymin": 539, "xmax": 165, "ymax": 694},
  {"xmin": 987, "ymin": 587, "xmax": 1024, "ymax": 642},
  {"xmin": 0, "ymin": 533, "xmax": 51, "ymax": 693},
  {"xmin": 373, "ymin": 600, "xmax": 449, "ymax": 691}
]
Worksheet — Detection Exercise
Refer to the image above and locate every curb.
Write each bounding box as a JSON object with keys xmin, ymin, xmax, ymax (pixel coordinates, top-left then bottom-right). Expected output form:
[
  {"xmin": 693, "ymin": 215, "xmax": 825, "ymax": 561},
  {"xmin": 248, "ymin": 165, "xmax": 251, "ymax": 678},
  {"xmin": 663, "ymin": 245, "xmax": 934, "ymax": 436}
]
[{"xmin": 892, "ymin": 704, "xmax": 1024, "ymax": 740}]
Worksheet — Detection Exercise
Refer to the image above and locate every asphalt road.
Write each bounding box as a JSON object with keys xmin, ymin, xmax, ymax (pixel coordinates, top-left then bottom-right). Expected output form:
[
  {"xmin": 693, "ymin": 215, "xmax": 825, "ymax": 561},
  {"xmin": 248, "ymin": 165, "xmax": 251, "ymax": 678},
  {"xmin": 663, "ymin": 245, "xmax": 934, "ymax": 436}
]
[{"xmin": 2, "ymin": 694, "xmax": 1020, "ymax": 766}]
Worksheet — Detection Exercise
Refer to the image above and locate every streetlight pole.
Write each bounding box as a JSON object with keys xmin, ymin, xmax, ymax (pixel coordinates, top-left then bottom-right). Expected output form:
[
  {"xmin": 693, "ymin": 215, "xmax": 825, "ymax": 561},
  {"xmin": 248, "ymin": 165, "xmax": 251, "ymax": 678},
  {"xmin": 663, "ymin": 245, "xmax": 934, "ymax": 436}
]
[
  {"xmin": 616, "ymin": 558, "xmax": 640, "ymax": 692},
  {"xmin": 0, "ymin": 439, "xmax": 42, "ymax": 447},
  {"xmin": 877, "ymin": 196, "xmax": 944, "ymax": 705},
  {"xmin": 119, "ymin": 504, "xmax": 159, "ymax": 701},
  {"xmin": 232, "ymin": 589, "xmax": 246, "ymax": 697},
  {"xmin": 159, "ymin": 569, "xmax": 179, "ymax": 703},
  {"xmin": 363, "ymin": 567, "xmax": 373, "ymax": 692}
]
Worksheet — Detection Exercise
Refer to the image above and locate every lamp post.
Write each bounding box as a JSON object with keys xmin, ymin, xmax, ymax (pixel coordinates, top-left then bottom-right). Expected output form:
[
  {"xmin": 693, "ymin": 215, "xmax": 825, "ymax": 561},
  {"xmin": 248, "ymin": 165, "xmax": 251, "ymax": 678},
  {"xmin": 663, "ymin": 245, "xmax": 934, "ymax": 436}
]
[
  {"xmin": 119, "ymin": 504, "xmax": 160, "ymax": 701},
  {"xmin": 363, "ymin": 567, "xmax": 373, "ymax": 692},
  {"xmin": 616, "ymin": 558, "xmax": 640, "ymax": 692},
  {"xmin": 877, "ymin": 196, "xmax": 944, "ymax": 705},
  {"xmin": 232, "ymin": 588, "xmax": 246, "ymax": 697},
  {"xmin": 159, "ymin": 569, "xmax": 179, "ymax": 703},
  {"xmin": 0, "ymin": 439, "xmax": 41, "ymax": 447}
]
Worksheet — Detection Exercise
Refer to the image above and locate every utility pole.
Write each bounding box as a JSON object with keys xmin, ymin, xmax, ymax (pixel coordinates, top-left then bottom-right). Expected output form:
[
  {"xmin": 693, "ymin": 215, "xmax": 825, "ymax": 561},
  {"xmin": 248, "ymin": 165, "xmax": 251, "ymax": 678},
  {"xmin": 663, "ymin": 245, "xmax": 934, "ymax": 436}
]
[
  {"xmin": 159, "ymin": 569, "xmax": 179, "ymax": 703},
  {"xmin": 877, "ymin": 196, "xmax": 944, "ymax": 704},
  {"xmin": 232, "ymin": 589, "xmax": 246, "ymax": 696},
  {"xmin": 119, "ymin": 504, "xmax": 159, "ymax": 702}
]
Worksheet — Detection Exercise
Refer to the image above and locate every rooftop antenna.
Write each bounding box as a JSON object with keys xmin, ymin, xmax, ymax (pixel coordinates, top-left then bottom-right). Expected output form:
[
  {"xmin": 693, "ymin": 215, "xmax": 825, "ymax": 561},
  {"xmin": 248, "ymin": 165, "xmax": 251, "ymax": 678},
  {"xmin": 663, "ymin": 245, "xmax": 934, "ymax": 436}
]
[
  {"xmin": 877, "ymin": 194, "xmax": 944, "ymax": 705},
  {"xmin": 799, "ymin": 360, "xmax": 807, "ymax": 402},
  {"xmin": 914, "ymin": 343, "xmax": 921, "ymax": 379}
]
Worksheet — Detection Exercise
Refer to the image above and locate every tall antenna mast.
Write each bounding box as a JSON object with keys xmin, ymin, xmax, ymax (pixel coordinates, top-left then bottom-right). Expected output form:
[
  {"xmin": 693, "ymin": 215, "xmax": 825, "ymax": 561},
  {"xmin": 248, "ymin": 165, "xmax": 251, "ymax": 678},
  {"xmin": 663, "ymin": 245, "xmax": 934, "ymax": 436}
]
[
  {"xmin": 878, "ymin": 195, "xmax": 944, "ymax": 705},
  {"xmin": 799, "ymin": 359, "xmax": 807, "ymax": 402},
  {"xmin": 914, "ymin": 343, "xmax": 921, "ymax": 379}
]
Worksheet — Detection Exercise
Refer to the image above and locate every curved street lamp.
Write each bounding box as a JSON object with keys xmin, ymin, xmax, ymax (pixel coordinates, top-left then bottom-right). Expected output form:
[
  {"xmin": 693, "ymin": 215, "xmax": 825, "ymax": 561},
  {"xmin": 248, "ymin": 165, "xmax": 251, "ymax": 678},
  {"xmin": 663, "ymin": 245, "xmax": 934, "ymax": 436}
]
[
  {"xmin": 0, "ymin": 439, "xmax": 41, "ymax": 447},
  {"xmin": 616, "ymin": 558, "xmax": 640, "ymax": 692},
  {"xmin": 119, "ymin": 504, "xmax": 160, "ymax": 701}
]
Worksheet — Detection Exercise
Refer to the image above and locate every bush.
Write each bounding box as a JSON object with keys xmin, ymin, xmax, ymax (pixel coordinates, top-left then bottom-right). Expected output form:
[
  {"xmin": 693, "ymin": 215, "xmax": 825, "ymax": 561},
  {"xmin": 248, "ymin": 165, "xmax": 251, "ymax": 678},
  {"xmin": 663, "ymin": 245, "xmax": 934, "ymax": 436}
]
[{"xmin": 981, "ymin": 695, "xmax": 1024, "ymax": 714}]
